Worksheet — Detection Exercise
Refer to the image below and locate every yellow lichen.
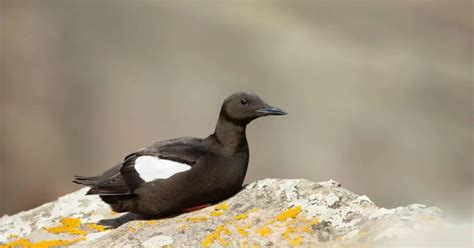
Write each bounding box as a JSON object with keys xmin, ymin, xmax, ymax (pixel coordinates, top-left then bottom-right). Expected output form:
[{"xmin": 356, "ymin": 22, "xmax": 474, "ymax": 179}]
[
  {"xmin": 249, "ymin": 208, "xmax": 259, "ymax": 212},
  {"xmin": 45, "ymin": 218, "xmax": 86, "ymax": 236},
  {"xmin": 131, "ymin": 220, "xmax": 157, "ymax": 228},
  {"xmin": 310, "ymin": 217, "xmax": 320, "ymax": 225},
  {"xmin": 1, "ymin": 237, "xmax": 85, "ymax": 248},
  {"xmin": 186, "ymin": 216, "xmax": 208, "ymax": 223},
  {"xmin": 217, "ymin": 237, "xmax": 230, "ymax": 246},
  {"xmin": 241, "ymin": 239, "xmax": 248, "ymax": 248},
  {"xmin": 233, "ymin": 213, "xmax": 248, "ymax": 220},
  {"xmin": 215, "ymin": 202, "xmax": 229, "ymax": 211},
  {"xmin": 178, "ymin": 224, "xmax": 189, "ymax": 231},
  {"xmin": 257, "ymin": 226, "xmax": 271, "ymax": 237},
  {"xmin": 285, "ymin": 218, "xmax": 297, "ymax": 227},
  {"xmin": 300, "ymin": 225, "xmax": 311, "ymax": 233},
  {"xmin": 235, "ymin": 224, "xmax": 248, "ymax": 237},
  {"xmin": 7, "ymin": 234, "xmax": 19, "ymax": 239},
  {"xmin": 85, "ymin": 223, "xmax": 106, "ymax": 232},
  {"xmin": 289, "ymin": 235, "xmax": 303, "ymax": 246},
  {"xmin": 282, "ymin": 226, "xmax": 295, "ymax": 240},
  {"xmin": 201, "ymin": 224, "xmax": 230, "ymax": 247},
  {"xmin": 266, "ymin": 219, "xmax": 276, "ymax": 225},
  {"xmin": 276, "ymin": 206, "xmax": 302, "ymax": 222},
  {"xmin": 111, "ymin": 211, "xmax": 119, "ymax": 216},
  {"xmin": 127, "ymin": 226, "xmax": 137, "ymax": 233},
  {"xmin": 210, "ymin": 210, "xmax": 224, "ymax": 217},
  {"xmin": 209, "ymin": 202, "xmax": 229, "ymax": 217},
  {"xmin": 5, "ymin": 217, "xmax": 91, "ymax": 247}
]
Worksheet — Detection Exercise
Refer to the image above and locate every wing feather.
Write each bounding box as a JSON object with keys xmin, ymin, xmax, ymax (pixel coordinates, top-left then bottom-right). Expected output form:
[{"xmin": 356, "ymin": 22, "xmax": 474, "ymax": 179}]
[{"xmin": 74, "ymin": 137, "xmax": 204, "ymax": 195}]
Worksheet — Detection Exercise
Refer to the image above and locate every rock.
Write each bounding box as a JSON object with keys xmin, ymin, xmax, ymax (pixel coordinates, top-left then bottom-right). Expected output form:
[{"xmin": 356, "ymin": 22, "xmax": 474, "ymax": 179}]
[{"xmin": 0, "ymin": 179, "xmax": 453, "ymax": 247}]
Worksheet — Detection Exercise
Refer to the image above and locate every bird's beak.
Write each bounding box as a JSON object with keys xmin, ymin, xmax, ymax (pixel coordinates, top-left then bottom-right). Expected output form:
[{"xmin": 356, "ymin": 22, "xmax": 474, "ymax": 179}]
[{"xmin": 256, "ymin": 105, "xmax": 288, "ymax": 116}]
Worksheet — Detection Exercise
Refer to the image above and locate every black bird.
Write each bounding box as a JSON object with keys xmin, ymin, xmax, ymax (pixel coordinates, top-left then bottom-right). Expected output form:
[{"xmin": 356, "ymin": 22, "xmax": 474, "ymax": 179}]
[{"xmin": 73, "ymin": 92, "xmax": 287, "ymax": 216}]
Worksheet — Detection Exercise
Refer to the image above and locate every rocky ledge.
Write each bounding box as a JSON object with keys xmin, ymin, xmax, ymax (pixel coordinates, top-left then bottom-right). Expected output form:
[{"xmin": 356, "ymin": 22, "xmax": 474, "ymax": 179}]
[{"xmin": 0, "ymin": 179, "xmax": 454, "ymax": 247}]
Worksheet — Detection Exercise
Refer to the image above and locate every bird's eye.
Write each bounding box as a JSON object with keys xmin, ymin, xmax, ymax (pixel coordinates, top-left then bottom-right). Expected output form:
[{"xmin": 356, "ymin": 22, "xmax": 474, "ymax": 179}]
[{"xmin": 240, "ymin": 99, "xmax": 248, "ymax": 105}]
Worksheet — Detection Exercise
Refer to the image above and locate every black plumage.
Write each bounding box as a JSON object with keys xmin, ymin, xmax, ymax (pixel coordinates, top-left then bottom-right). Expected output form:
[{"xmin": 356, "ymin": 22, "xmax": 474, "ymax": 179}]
[{"xmin": 73, "ymin": 92, "xmax": 286, "ymax": 216}]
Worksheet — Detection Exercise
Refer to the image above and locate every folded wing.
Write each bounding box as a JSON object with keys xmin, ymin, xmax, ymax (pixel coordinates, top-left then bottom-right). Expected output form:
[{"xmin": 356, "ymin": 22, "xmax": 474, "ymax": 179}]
[{"xmin": 73, "ymin": 137, "xmax": 203, "ymax": 195}]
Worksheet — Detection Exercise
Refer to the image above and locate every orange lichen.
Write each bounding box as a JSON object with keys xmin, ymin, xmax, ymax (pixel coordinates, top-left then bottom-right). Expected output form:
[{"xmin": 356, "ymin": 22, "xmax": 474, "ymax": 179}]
[
  {"xmin": 201, "ymin": 224, "xmax": 231, "ymax": 247},
  {"xmin": 235, "ymin": 224, "xmax": 248, "ymax": 237},
  {"xmin": 289, "ymin": 235, "xmax": 303, "ymax": 246},
  {"xmin": 0, "ymin": 239, "xmax": 30, "ymax": 248},
  {"xmin": 85, "ymin": 223, "xmax": 106, "ymax": 232},
  {"xmin": 45, "ymin": 218, "xmax": 86, "ymax": 236},
  {"xmin": 186, "ymin": 216, "xmax": 208, "ymax": 223},
  {"xmin": 276, "ymin": 206, "xmax": 302, "ymax": 222},
  {"xmin": 146, "ymin": 220, "xmax": 158, "ymax": 225},
  {"xmin": 282, "ymin": 226, "xmax": 295, "ymax": 240},
  {"xmin": 0, "ymin": 237, "xmax": 85, "ymax": 248},
  {"xmin": 301, "ymin": 218, "xmax": 319, "ymax": 233},
  {"xmin": 233, "ymin": 213, "xmax": 248, "ymax": 220},
  {"xmin": 257, "ymin": 226, "xmax": 271, "ymax": 237}
]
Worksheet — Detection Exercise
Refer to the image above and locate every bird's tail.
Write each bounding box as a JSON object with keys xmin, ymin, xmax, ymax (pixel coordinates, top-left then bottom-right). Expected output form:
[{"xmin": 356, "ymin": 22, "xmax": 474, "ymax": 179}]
[{"xmin": 72, "ymin": 175, "xmax": 99, "ymax": 186}]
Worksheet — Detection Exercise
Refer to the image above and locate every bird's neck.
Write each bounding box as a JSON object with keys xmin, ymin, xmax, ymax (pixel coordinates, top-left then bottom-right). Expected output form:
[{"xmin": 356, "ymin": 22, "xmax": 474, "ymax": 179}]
[{"xmin": 212, "ymin": 115, "xmax": 248, "ymax": 155}]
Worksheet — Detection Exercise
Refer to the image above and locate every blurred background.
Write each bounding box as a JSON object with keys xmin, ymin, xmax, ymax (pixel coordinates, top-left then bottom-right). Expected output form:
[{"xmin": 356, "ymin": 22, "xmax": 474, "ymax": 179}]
[{"xmin": 0, "ymin": 0, "xmax": 472, "ymax": 223}]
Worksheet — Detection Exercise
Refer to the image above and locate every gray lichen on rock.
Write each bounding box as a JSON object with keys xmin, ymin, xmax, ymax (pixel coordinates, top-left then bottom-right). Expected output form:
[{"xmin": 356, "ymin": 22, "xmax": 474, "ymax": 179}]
[{"xmin": 0, "ymin": 179, "xmax": 452, "ymax": 247}]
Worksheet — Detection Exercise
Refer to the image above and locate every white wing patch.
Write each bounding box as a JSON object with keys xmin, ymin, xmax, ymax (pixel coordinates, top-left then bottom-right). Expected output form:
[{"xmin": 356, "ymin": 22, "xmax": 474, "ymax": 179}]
[{"xmin": 134, "ymin": 156, "xmax": 191, "ymax": 182}]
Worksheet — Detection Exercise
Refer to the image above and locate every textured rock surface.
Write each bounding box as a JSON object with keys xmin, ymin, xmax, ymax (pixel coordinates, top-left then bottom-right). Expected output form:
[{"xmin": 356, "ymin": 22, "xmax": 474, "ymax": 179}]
[{"xmin": 0, "ymin": 179, "xmax": 455, "ymax": 247}]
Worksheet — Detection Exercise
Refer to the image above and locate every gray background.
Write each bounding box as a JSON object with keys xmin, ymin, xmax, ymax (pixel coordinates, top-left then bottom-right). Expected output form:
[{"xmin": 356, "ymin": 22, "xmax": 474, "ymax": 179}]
[{"xmin": 1, "ymin": 0, "xmax": 472, "ymax": 222}]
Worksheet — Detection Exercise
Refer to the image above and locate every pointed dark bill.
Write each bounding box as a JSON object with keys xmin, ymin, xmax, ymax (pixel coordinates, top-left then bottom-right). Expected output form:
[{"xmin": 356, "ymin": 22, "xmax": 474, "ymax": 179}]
[{"xmin": 256, "ymin": 106, "xmax": 288, "ymax": 116}]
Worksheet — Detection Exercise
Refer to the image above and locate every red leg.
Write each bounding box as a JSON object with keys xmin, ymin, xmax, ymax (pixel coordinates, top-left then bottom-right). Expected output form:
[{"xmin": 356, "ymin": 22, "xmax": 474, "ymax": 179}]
[{"xmin": 181, "ymin": 204, "xmax": 211, "ymax": 213}]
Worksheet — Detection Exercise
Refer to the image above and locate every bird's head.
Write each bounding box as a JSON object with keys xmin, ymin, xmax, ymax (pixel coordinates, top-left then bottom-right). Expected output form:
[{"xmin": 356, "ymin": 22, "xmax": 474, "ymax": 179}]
[{"xmin": 219, "ymin": 92, "xmax": 287, "ymax": 125}]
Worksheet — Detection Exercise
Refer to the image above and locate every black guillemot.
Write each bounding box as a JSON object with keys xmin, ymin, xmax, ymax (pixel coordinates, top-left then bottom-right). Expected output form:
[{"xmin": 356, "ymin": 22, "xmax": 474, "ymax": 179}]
[{"xmin": 73, "ymin": 92, "xmax": 287, "ymax": 216}]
